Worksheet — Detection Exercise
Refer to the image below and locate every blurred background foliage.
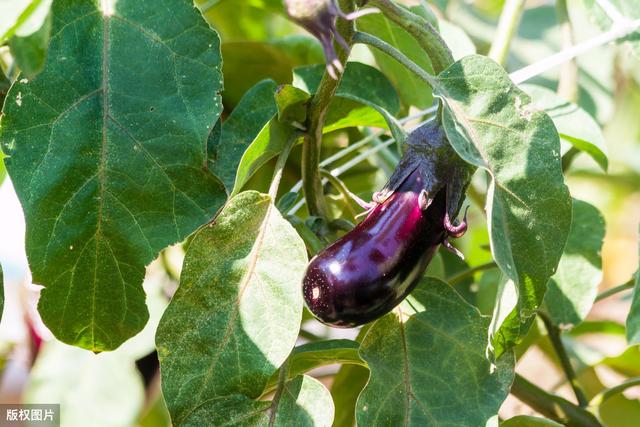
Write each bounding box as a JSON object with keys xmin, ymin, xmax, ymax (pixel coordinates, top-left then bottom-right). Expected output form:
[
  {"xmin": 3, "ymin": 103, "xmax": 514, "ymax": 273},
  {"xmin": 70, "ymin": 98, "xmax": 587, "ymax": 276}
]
[{"xmin": 0, "ymin": 0, "xmax": 639, "ymax": 426}]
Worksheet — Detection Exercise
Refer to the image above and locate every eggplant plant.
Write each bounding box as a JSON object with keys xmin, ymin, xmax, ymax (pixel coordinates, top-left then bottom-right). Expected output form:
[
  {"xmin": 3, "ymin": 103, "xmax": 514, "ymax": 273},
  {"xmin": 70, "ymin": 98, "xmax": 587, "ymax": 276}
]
[{"xmin": 0, "ymin": 0, "xmax": 638, "ymax": 426}]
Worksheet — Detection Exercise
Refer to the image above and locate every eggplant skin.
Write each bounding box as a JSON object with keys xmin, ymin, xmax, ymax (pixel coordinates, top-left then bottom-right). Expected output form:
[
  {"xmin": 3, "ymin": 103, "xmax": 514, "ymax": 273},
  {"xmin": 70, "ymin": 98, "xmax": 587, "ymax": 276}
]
[{"xmin": 302, "ymin": 169, "xmax": 447, "ymax": 327}]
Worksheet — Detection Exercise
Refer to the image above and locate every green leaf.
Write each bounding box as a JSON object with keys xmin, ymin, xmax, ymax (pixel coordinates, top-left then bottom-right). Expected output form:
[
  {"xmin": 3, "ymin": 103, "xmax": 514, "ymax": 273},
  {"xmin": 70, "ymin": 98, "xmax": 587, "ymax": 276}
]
[
  {"xmin": 543, "ymin": 199, "xmax": 605, "ymax": 328},
  {"xmin": 434, "ymin": 55, "xmax": 572, "ymax": 356},
  {"xmin": 0, "ymin": 0, "xmax": 226, "ymax": 351},
  {"xmin": 627, "ymin": 248, "xmax": 640, "ymax": 344},
  {"xmin": 356, "ymin": 278, "xmax": 515, "ymax": 426},
  {"xmin": 156, "ymin": 191, "xmax": 307, "ymax": 425},
  {"xmin": 9, "ymin": 8, "xmax": 52, "ymax": 79},
  {"xmin": 271, "ymin": 375, "xmax": 335, "ymax": 427},
  {"xmin": 521, "ymin": 84, "xmax": 608, "ymax": 171},
  {"xmin": 0, "ymin": 0, "xmax": 51, "ymax": 42},
  {"xmin": 232, "ymin": 118, "xmax": 298, "ymax": 195},
  {"xmin": 179, "ymin": 375, "xmax": 334, "ymax": 427},
  {"xmin": 265, "ymin": 339, "xmax": 364, "ymax": 394},
  {"xmin": 501, "ymin": 415, "xmax": 563, "ymax": 426},
  {"xmin": 357, "ymin": 7, "xmax": 435, "ymax": 109},
  {"xmin": 24, "ymin": 341, "xmax": 145, "ymax": 427},
  {"xmin": 275, "ymin": 84, "xmax": 311, "ymax": 127},
  {"xmin": 293, "ymin": 62, "xmax": 402, "ymax": 135},
  {"xmin": 212, "ymin": 79, "xmax": 278, "ymax": 192}
]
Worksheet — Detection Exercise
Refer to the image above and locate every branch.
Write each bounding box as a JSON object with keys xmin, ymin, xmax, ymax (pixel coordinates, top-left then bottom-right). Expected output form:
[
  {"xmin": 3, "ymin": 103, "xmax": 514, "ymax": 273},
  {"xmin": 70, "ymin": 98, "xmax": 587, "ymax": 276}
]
[
  {"xmin": 353, "ymin": 31, "xmax": 437, "ymax": 86},
  {"xmin": 366, "ymin": 0, "xmax": 454, "ymax": 74},
  {"xmin": 301, "ymin": 0, "xmax": 356, "ymax": 218},
  {"xmin": 446, "ymin": 261, "xmax": 497, "ymax": 285},
  {"xmin": 488, "ymin": 0, "xmax": 527, "ymax": 66},
  {"xmin": 538, "ymin": 312, "xmax": 589, "ymax": 407},
  {"xmin": 509, "ymin": 18, "xmax": 640, "ymax": 84},
  {"xmin": 510, "ymin": 374, "xmax": 603, "ymax": 427},
  {"xmin": 595, "ymin": 277, "xmax": 636, "ymax": 302}
]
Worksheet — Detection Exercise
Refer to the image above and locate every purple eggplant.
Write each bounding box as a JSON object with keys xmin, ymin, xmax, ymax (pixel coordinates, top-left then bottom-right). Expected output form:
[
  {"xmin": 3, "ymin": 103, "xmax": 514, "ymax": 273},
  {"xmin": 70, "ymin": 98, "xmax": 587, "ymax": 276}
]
[
  {"xmin": 284, "ymin": 0, "xmax": 377, "ymax": 79},
  {"xmin": 302, "ymin": 121, "xmax": 473, "ymax": 327}
]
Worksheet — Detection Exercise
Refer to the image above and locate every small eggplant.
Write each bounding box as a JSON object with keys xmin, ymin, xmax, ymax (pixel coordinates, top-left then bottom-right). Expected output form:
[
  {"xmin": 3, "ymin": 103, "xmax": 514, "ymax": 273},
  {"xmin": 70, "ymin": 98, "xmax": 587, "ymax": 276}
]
[
  {"xmin": 302, "ymin": 121, "xmax": 473, "ymax": 327},
  {"xmin": 283, "ymin": 0, "xmax": 377, "ymax": 79}
]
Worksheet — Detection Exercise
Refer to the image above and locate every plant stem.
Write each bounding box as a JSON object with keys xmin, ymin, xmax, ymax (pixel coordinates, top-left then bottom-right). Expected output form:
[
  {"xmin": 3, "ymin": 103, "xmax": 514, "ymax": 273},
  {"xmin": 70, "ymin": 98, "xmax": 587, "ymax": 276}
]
[
  {"xmin": 299, "ymin": 328, "xmax": 324, "ymax": 342},
  {"xmin": 556, "ymin": 0, "xmax": 578, "ymax": 102},
  {"xmin": 511, "ymin": 374, "xmax": 603, "ymax": 427},
  {"xmin": 268, "ymin": 359, "xmax": 290, "ymax": 424},
  {"xmin": 447, "ymin": 261, "xmax": 497, "ymax": 285},
  {"xmin": 366, "ymin": 0, "xmax": 454, "ymax": 74},
  {"xmin": 488, "ymin": 0, "xmax": 527, "ymax": 66},
  {"xmin": 595, "ymin": 278, "xmax": 636, "ymax": 302},
  {"xmin": 269, "ymin": 133, "xmax": 299, "ymax": 200},
  {"xmin": 301, "ymin": 0, "xmax": 356, "ymax": 218},
  {"xmin": 509, "ymin": 17, "xmax": 640, "ymax": 84},
  {"xmin": 538, "ymin": 311, "xmax": 589, "ymax": 407},
  {"xmin": 353, "ymin": 31, "xmax": 437, "ymax": 86}
]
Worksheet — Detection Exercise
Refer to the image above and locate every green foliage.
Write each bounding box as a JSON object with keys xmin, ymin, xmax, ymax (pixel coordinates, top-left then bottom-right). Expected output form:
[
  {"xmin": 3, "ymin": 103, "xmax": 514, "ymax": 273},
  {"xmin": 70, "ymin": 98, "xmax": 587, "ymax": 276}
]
[
  {"xmin": 212, "ymin": 79, "xmax": 278, "ymax": 192},
  {"xmin": 156, "ymin": 191, "xmax": 308, "ymax": 425},
  {"xmin": 356, "ymin": 278, "xmax": 514, "ymax": 426},
  {"xmin": 544, "ymin": 199, "xmax": 605, "ymax": 327},
  {"xmin": 521, "ymin": 84, "xmax": 608, "ymax": 171},
  {"xmin": 0, "ymin": 0, "xmax": 226, "ymax": 351},
  {"xmin": 434, "ymin": 55, "xmax": 572, "ymax": 356},
  {"xmin": 2, "ymin": 0, "xmax": 639, "ymax": 425}
]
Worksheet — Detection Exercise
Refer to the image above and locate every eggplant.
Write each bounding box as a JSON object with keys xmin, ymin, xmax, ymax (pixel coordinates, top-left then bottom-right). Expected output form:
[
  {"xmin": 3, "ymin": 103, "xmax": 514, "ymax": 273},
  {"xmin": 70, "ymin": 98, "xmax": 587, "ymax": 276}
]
[
  {"xmin": 284, "ymin": 0, "xmax": 376, "ymax": 79},
  {"xmin": 302, "ymin": 121, "xmax": 473, "ymax": 327}
]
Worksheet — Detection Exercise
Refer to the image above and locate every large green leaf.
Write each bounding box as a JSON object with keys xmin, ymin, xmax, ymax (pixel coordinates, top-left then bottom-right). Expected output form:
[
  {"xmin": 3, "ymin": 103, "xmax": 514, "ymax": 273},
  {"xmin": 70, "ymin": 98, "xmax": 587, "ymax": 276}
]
[
  {"xmin": 178, "ymin": 375, "xmax": 334, "ymax": 427},
  {"xmin": 24, "ymin": 341, "xmax": 145, "ymax": 427},
  {"xmin": 434, "ymin": 55, "xmax": 572, "ymax": 356},
  {"xmin": 627, "ymin": 248, "xmax": 640, "ymax": 344},
  {"xmin": 356, "ymin": 278, "xmax": 515, "ymax": 426},
  {"xmin": 543, "ymin": 199, "xmax": 605, "ymax": 327},
  {"xmin": 0, "ymin": 0, "xmax": 225, "ymax": 351},
  {"xmin": 521, "ymin": 84, "xmax": 608, "ymax": 171},
  {"xmin": 211, "ymin": 79, "xmax": 278, "ymax": 192},
  {"xmin": 156, "ymin": 191, "xmax": 307, "ymax": 425}
]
